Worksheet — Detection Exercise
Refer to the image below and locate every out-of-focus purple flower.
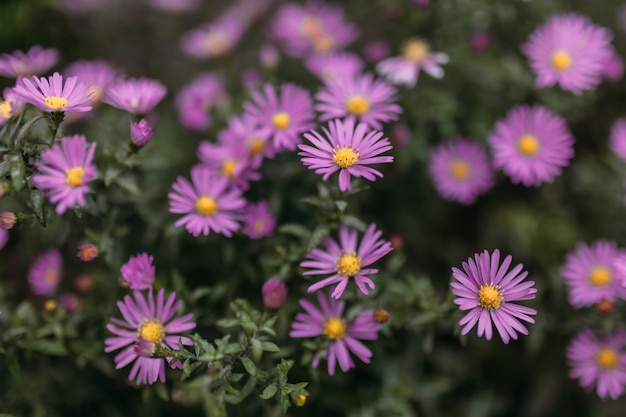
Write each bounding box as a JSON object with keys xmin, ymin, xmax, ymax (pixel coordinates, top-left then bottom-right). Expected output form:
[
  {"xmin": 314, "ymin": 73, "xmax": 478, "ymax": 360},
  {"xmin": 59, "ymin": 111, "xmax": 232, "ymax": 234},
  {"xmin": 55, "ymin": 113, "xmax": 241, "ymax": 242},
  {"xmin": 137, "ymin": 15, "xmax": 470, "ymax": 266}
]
[
  {"xmin": 14, "ymin": 72, "xmax": 94, "ymax": 113},
  {"xmin": 0, "ymin": 88, "xmax": 25, "ymax": 126},
  {"xmin": 304, "ymin": 52, "xmax": 363, "ymax": 82},
  {"xmin": 130, "ymin": 119, "xmax": 153, "ymax": 147},
  {"xmin": 377, "ymin": 39, "xmax": 449, "ymax": 87},
  {"xmin": 290, "ymin": 292, "xmax": 381, "ymax": 375},
  {"xmin": 602, "ymin": 49, "xmax": 624, "ymax": 82},
  {"xmin": 488, "ymin": 105, "xmax": 575, "ymax": 187},
  {"xmin": 0, "ymin": 46, "xmax": 59, "ymax": 78},
  {"xmin": 77, "ymin": 243, "xmax": 98, "ymax": 262},
  {"xmin": 0, "ymin": 212, "xmax": 16, "ymax": 230},
  {"xmin": 104, "ymin": 78, "xmax": 166, "ymax": 115},
  {"xmin": 64, "ymin": 60, "xmax": 121, "ymax": 105},
  {"xmin": 610, "ymin": 118, "xmax": 626, "ymax": 161},
  {"xmin": 197, "ymin": 138, "xmax": 261, "ymax": 191},
  {"xmin": 0, "ymin": 229, "xmax": 8, "ymax": 251},
  {"xmin": 242, "ymin": 200, "xmax": 276, "ymax": 239},
  {"xmin": 219, "ymin": 114, "xmax": 274, "ymax": 161},
  {"xmin": 180, "ymin": 15, "xmax": 245, "ymax": 60},
  {"xmin": 59, "ymin": 293, "xmax": 81, "ymax": 312},
  {"xmin": 105, "ymin": 289, "xmax": 196, "ymax": 385},
  {"xmin": 133, "ymin": 337, "xmax": 157, "ymax": 358},
  {"xmin": 388, "ymin": 123, "xmax": 411, "ymax": 147},
  {"xmin": 262, "ymin": 278, "xmax": 287, "ymax": 309},
  {"xmin": 148, "ymin": 0, "xmax": 200, "ymax": 13},
  {"xmin": 28, "ymin": 249, "xmax": 63, "ymax": 295},
  {"xmin": 120, "ymin": 253, "xmax": 155, "ymax": 290},
  {"xmin": 363, "ymin": 40, "xmax": 391, "ymax": 64},
  {"xmin": 176, "ymin": 73, "xmax": 229, "ymax": 132},
  {"xmin": 471, "ymin": 30, "xmax": 492, "ymax": 53},
  {"xmin": 74, "ymin": 274, "xmax": 93, "ymax": 293},
  {"xmin": 241, "ymin": 68, "xmax": 263, "ymax": 90},
  {"xmin": 260, "ymin": 44, "xmax": 280, "ymax": 69}
]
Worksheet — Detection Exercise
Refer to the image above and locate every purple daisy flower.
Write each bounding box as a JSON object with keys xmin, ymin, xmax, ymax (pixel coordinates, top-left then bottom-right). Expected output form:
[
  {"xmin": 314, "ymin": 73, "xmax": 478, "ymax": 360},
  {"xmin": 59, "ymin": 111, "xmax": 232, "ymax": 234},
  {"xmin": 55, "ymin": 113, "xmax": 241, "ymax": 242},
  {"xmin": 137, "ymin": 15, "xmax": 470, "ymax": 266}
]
[
  {"xmin": 168, "ymin": 165, "xmax": 246, "ymax": 237},
  {"xmin": 175, "ymin": 73, "xmax": 229, "ymax": 132},
  {"xmin": 298, "ymin": 119, "xmax": 393, "ymax": 192},
  {"xmin": 104, "ymin": 77, "xmax": 167, "ymax": 115},
  {"xmin": 315, "ymin": 73, "xmax": 402, "ymax": 130},
  {"xmin": 104, "ymin": 289, "xmax": 196, "ymax": 385},
  {"xmin": 218, "ymin": 114, "xmax": 274, "ymax": 161},
  {"xmin": 64, "ymin": 60, "xmax": 121, "ymax": 105},
  {"xmin": 243, "ymin": 83, "xmax": 314, "ymax": 152},
  {"xmin": 180, "ymin": 14, "xmax": 245, "ymax": 60},
  {"xmin": 13, "ymin": 72, "xmax": 94, "ymax": 113},
  {"xmin": 120, "ymin": 253, "xmax": 155, "ymax": 290},
  {"xmin": 377, "ymin": 39, "xmax": 449, "ymax": 87},
  {"xmin": 522, "ymin": 13, "xmax": 613, "ymax": 94},
  {"xmin": 451, "ymin": 249, "xmax": 537, "ymax": 344},
  {"xmin": 429, "ymin": 139, "xmax": 494, "ymax": 205},
  {"xmin": 488, "ymin": 105, "xmax": 575, "ymax": 187},
  {"xmin": 0, "ymin": 46, "xmax": 59, "ymax": 78},
  {"xmin": 301, "ymin": 223, "xmax": 392, "ymax": 299},
  {"xmin": 28, "ymin": 249, "xmax": 63, "ymax": 295},
  {"xmin": 197, "ymin": 138, "xmax": 261, "ymax": 191},
  {"xmin": 0, "ymin": 88, "xmax": 25, "ymax": 126},
  {"xmin": 304, "ymin": 52, "xmax": 364, "ymax": 82},
  {"xmin": 560, "ymin": 240, "xmax": 626, "ymax": 308},
  {"xmin": 32, "ymin": 134, "xmax": 97, "ymax": 215},
  {"xmin": 610, "ymin": 118, "xmax": 626, "ymax": 161},
  {"xmin": 242, "ymin": 200, "xmax": 276, "ymax": 239},
  {"xmin": 289, "ymin": 292, "xmax": 381, "ymax": 375},
  {"xmin": 567, "ymin": 328, "xmax": 626, "ymax": 400}
]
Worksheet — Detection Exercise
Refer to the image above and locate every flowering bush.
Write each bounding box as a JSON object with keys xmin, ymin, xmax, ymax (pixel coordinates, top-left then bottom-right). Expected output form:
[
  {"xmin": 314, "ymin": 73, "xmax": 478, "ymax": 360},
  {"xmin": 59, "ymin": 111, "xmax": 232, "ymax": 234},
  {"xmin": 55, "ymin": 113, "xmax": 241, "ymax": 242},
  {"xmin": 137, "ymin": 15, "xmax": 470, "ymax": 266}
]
[{"xmin": 2, "ymin": 0, "xmax": 626, "ymax": 416}]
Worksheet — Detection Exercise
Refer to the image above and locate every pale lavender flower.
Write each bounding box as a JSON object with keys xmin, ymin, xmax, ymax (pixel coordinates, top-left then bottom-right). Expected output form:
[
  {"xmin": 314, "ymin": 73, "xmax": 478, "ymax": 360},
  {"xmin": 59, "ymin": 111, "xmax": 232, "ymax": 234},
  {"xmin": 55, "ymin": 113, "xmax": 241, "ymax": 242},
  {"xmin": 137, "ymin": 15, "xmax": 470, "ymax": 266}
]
[
  {"xmin": 64, "ymin": 60, "xmax": 121, "ymax": 105},
  {"xmin": 0, "ymin": 46, "xmax": 59, "ymax": 78},
  {"xmin": 301, "ymin": 223, "xmax": 392, "ymax": 299},
  {"xmin": 120, "ymin": 253, "xmax": 155, "ymax": 290},
  {"xmin": 130, "ymin": 119, "xmax": 153, "ymax": 147},
  {"xmin": 451, "ymin": 249, "xmax": 537, "ymax": 344},
  {"xmin": 104, "ymin": 77, "xmax": 166, "ymax": 115},
  {"xmin": 290, "ymin": 292, "xmax": 381, "ymax": 375},
  {"xmin": 28, "ymin": 249, "xmax": 63, "ymax": 295},
  {"xmin": 176, "ymin": 73, "xmax": 229, "ymax": 132},
  {"xmin": 104, "ymin": 289, "xmax": 196, "ymax": 385},
  {"xmin": 242, "ymin": 200, "xmax": 276, "ymax": 239},
  {"xmin": 0, "ymin": 88, "xmax": 25, "ymax": 126},
  {"xmin": 610, "ymin": 118, "xmax": 626, "ymax": 161},
  {"xmin": 304, "ymin": 52, "xmax": 363, "ymax": 82},
  {"xmin": 377, "ymin": 39, "xmax": 449, "ymax": 86},
  {"xmin": 262, "ymin": 278, "xmax": 287, "ymax": 309},
  {"xmin": 14, "ymin": 72, "xmax": 94, "ymax": 113},
  {"xmin": 180, "ymin": 15, "xmax": 245, "ymax": 60}
]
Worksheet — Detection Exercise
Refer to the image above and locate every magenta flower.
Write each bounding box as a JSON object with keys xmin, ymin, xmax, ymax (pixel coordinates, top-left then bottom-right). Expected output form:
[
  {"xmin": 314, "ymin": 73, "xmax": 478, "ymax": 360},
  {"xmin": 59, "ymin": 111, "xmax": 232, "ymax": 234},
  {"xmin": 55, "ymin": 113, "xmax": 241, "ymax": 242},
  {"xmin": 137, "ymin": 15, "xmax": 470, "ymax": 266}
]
[
  {"xmin": 130, "ymin": 119, "xmax": 153, "ymax": 147},
  {"xmin": 28, "ymin": 249, "xmax": 63, "ymax": 295},
  {"xmin": 243, "ymin": 83, "xmax": 314, "ymax": 152},
  {"xmin": 560, "ymin": 241, "xmax": 626, "ymax": 308},
  {"xmin": 218, "ymin": 114, "xmax": 274, "ymax": 161},
  {"xmin": 290, "ymin": 292, "xmax": 381, "ymax": 375},
  {"xmin": 316, "ymin": 73, "xmax": 402, "ymax": 130},
  {"xmin": 488, "ymin": 105, "xmax": 575, "ymax": 187},
  {"xmin": 377, "ymin": 39, "xmax": 449, "ymax": 87},
  {"xmin": 242, "ymin": 200, "xmax": 276, "ymax": 239},
  {"xmin": 262, "ymin": 278, "xmax": 287, "ymax": 309},
  {"xmin": 522, "ymin": 13, "xmax": 613, "ymax": 94},
  {"xmin": 304, "ymin": 52, "xmax": 364, "ymax": 82},
  {"xmin": 610, "ymin": 118, "xmax": 626, "ymax": 161},
  {"xmin": 197, "ymin": 138, "xmax": 261, "ymax": 191},
  {"xmin": 567, "ymin": 328, "xmax": 626, "ymax": 400},
  {"xmin": 451, "ymin": 249, "xmax": 537, "ymax": 344},
  {"xmin": 59, "ymin": 293, "xmax": 81, "ymax": 313},
  {"xmin": 104, "ymin": 77, "xmax": 166, "ymax": 115},
  {"xmin": 180, "ymin": 15, "xmax": 245, "ymax": 60},
  {"xmin": 602, "ymin": 49, "xmax": 624, "ymax": 82},
  {"xmin": 14, "ymin": 72, "xmax": 93, "ymax": 113},
  {"xmin": 0, "ymin": 88, "xmax": 25, "ymax": 126},
  {"xmin": 168, "ymin": 165, "xmax": 246, "ymax": 237},
  {"xmin": 104, "ymin": 289, "xmax": 196, "ymax": 385},
  {"xmin": 120, "ymin": 253, "xmax": 155, "ymax": 290},
  {"xmin": 0, "ymin": 46, "xmax": 59, "ymax": 78},
  {"xmin": 429, "ymin": 139, "xmax": 494, "ymax": 205},
  {"xmin": 176, "ymin": 73, "xmax": 229, "ymax": 132},
  {"xmin": 32, "ymin": 134, "xmax": 97, "ymax": 214},
  {"xmin": 0, "ymin": 229, "xmax": 8, "ymax": 251},
  {"xmin": 64, "ymin": 60, "xmax": 121, "ymax": 105},
  {"xmin": 298, "ymin": 119, "xmax": 393, "ymax": 192},
  {"xmin": 363, "ymin": 40, "xmax": 391, "ymax": 64},
  {"xmin": 301, "ymin": 223, "xmax": 392, "ymax": 299},
  {"xmin": 77, "ymin": 243, "xmax": 98, "ymax": 262},
  {"xmin": 0, "ymin": 212, "xmax": 16, "ymax": 229}
]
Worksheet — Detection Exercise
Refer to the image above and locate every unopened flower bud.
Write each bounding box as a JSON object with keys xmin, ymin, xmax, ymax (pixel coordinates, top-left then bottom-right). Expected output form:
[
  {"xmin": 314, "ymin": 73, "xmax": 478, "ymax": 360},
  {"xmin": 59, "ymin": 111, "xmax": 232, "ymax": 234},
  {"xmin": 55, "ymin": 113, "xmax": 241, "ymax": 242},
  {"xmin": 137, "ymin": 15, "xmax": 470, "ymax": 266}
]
[
  {"xmin": 374, "ymin": 308, "xmax": 390, "ymax": 324},
  {"xmin": 74, "ymin": 274, "xmax": 94, "ymax": 293},
  {"xmin": 77, "ymin": 243, "xmax": 98, "ymax": 262},
  {"xmin": 43, "ymin": 299, "xmax": 58, "ymax": 312},
  {"xmin": 470, "ymin": 30, "xmax": 492, "ymax": 54},
  {"xmin": 130, "ymin": 118, "xmax": 153, "ymax": 146},
  {"xmin": 59, "ymin": 293, "xmax": 81, "ymax": 312},
  {"xmin": 262, "ymin": 277, "xmax": 287, "ymax": 309},
  {"xmin": 0, "ymin": 212, "xmax": 16, "ymax": 229},
  {"xmin": 293, "ymin": 394, "xmax": 307, "ymax": 407},
  {"xmin": 596, "ymin": 299, "xmax": 615, "ymax": 316}
]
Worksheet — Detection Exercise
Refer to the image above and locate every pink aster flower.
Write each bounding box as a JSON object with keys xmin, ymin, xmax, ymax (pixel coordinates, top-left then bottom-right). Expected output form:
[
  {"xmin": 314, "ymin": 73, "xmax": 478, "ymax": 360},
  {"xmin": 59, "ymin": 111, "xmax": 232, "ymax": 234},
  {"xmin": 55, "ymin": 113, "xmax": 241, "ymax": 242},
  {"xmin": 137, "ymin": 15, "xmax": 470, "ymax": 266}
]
[
  {"xmin": 120, "ymin": 253, "xmax": 155, "ymax": 290},
  {"xmin": 13, "ymin": 72, "xmax": 93, "ymax": 113},
  {"xmin": 522, "ymin": 13, "xmax": 613, "ymax": 94},
  {"xmin": 218, "ymin": 114, "xmax": 274, "ymax": 161},
  {"xmin": 130, "ymin": 119, "xmax": 153, "ymax": 147},
  {"xmin": 180, "ymin": 15, "xmax": 245, "ymax": 60},
  {"xmin": 176, "ymin": 73, "xmax": 229, "ymax": 132},
  {"xmin": 0, "ymin": 46, "xmax": 59, "ymax": 78},
  {"xmin": 77, "ymin": 243, "xmax": 98, "ymax": 262},
  {"xmin": 104, "ymin": 77, "xmax": 167, "ymax": 115},
  {"xmin": 32, "ymin": 134, "xmax": 97, "ymax": 215},
  {"xmin": 28, "ymin": 249, "xmax": 63, "ymax": 295},
  {"xmin": 304, "ymin": 52, "xmax": 364, "ymax": 82},
  {"xmin": 242, "ymin": 200, "xmax": 276, "ymax": 239},
  {"xmin": 64, "ymin": 60, "xmax": 121, "ymax": 105},
  {"xmin": 610, "ymin": 118, "xmax": 626, "ymax": 161},
  {"xmin": 429, "ymin": 139, "xmax": 494, "ymax": 205},
  {"xmin": 488, "ymin": 105, "xmax": 575, "ymax": 187},
  {"xmin": 298, "ymin": 119, "xmax": 393, "ymax": 192},
  {"xmin": 168, "ymin": 165, "xmax": 246, "ymax": 237},
  {"xmin": 451, "ymin": 249, "xmax": 537, "ymax": 344},
  {"xmin": 243, "ymin": 83, "xmax": 314, "ymax": 152},
  {"xmin": 0, "ymin": 229, "xmax": 8, "ymax": 251},
  {"xmin": 104, "ymin": 289, "xmax": 196, "ymax": 385},
  {"xmin": 567, "ymin": 328, "xmax": 626, "ymax": 400},
  {"xmin": 560, "ymin": 241, "xmax": 626, "ymax": 308},
  {"xmin": 301, "ymin": 223, "xmax": 392, "ymax": 299},
  {"xmin": 263, "ymin": 278, "xmax": 287, "ymax": 309},
  {"xmin": 0, "ymin": 88, "xmax": 25, "ymax": 126},
  {"xmin": 377, "ymin": 39, "xmax": 449, "ymax": 87},
  {"xmin": 197, "ymin": 139, "xmax": 261, "ymax": 191},
  {"xmin": 290, "ymin": 292, "xmax": 381, "ymax": 375},
  {"xmin": 315, "ymin": 73, "xmax": 402, "ymax": 130},
  {"xmin": 0, "ymin": 212, "xmax": 15, "ymax": 229}
]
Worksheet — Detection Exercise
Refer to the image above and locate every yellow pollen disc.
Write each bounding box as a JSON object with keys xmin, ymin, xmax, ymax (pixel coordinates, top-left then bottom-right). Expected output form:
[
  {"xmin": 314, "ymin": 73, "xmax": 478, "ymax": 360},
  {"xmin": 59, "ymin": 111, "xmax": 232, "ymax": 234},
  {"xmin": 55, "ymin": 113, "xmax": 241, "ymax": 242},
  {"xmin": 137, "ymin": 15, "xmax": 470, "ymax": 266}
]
[
  {"xmin": 402, "ymin": 39, "xmax": 430, "ymax": 63},
  {"xmin": 312, "ymin": 33, "xmax": 335, "ymax": 52},
  {"xmin": 65, "ymin": 167, "xmax": 85, "ymax": 187},
  {"xmin": 478, "ymin": 284, "xmax": 503, "ymax": 310},
  {"xmin": 301, "ymin": 16, "xmax": 322, "ymax": 37},
  {"xmin": 207, "ymin": 35, "xmax": 231, "ymax": 56},
  {"xmin": 333, "ymin": 147, "xmax": 359, "ymax": 169},
  {"xmin": 45, "ymin": 96, "xmax": 68, "ymax": 111},
  {"xmin": 0, "ymin": 100, "xmax": 12, "ymax": 118},
  {"xmin": 271, "ymin": 111, "xmax": 291, "ymax": 130},
  {"xmin": 139, "ymin": 319, "xmax": 165, "ymax": 343},
  {"xmin": 550, "ymin": 49, "xmax": 572, "ymax": 71},
  {"xmin": 345, "ymin": 96, "xmax": 370, "ymax": 116},
  {"xmin": 254, "ymin": 220, "xmax": 265, "ymax": 233},
  {"xmin": 589, "ymin": 266, "xmax": 612, "ymax": 287},
  {"xmin": 450, "ymin": 159, "xmax": 471, "ymax": 180},
  {"xmin": 130, "ymin": 98, "xmax": 140, "ymax": 109},
  {"xmin": 323, "ymin": 317, "xmax": 346, "ymax": 340},
  {"xmin": 336, "ymin": 253, "xmax": 361, "ymax": 277},
  {"xmin": 196, "ymin": 196, "xmax": 218, "ymax": 216},
  {"xmin": 44, "ymin": 268, "xmax": 60, "ymax": 285},
  {"xmin": 44, "ymin": 299, "xmax": 58, "ymax": 312},
  {"xmin": 87, "ymin": 86, "xmax": 103, "ymax": 103},
  {"xmin": 596, "ymin": 347, "xmax": 619, "ymax": 370},
  {"xmin": 221, "ymin": 159, "xmax": 238, "ymax": 179},
  {"xmin": 248, "ymin": 137, "xmax": 265, "ymax": 155},
  {"xmin": 517, "ymin": 134, "xmax": 541, "ymax": 157}
]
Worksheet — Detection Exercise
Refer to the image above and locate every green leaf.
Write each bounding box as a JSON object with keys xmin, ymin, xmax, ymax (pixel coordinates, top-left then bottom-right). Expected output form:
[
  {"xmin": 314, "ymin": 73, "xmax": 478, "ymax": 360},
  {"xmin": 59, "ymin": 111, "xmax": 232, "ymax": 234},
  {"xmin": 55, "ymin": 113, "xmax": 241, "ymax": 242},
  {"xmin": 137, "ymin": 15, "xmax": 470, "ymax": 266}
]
[
  {"xmin": 31, "ymin": 339, "xmax": 68, "ymax": 356},
  {"xmin": 30, "ymin": 189, "xmax": 46, "ymax": 226},
  {"xmin": 307, "ymin": 225, "xmax": 330, "ymax": 251},
  {"xmin": 241, "ymin": 357, "xmax": 257, "ymax": 376},
  {"xmin": 0, "ymin": 159, "xmax": 10, "ymax": 177},
  {"xmin": 114, "ymin": 175, "xmax": 140, "ymax": 195},
  {"xmin": 277, "ymin": 223, "xmax": 310, "ymax": 239},
  {"xmin": 104, "ymin": 168, "xmax": 121, "ymax": 186},
  {"xmin": 9, "ymin": 153, "xmax": 25, "ymax": 191},
  {"xmin": 259, "ymin": 383, "xmax": 278, "ymax": 399},
  {"xmin": 260, "ymin": 341, "xmax": 280, "ymax": 352}
]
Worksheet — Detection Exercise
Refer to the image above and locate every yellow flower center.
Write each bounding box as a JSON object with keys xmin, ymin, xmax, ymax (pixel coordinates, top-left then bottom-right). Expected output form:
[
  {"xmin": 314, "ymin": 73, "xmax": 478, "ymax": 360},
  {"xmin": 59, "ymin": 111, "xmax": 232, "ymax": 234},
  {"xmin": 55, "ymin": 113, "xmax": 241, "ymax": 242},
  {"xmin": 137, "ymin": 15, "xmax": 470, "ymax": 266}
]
[
  {"xmin": 478, "ymin": 284, "xmax": 503, "ymax": 310},
  {"xmin": 332, "ymin": 147, "xmax": 359, "ymax": 169},
  {"xmin": 87, "ymin": 86, "xmax": 103, "ymax": 104},
  {"xmin": 550, "ymin": 49, "xmax": 572, "ymax": 72},
  {"xmin": 196, "ymin": 196, "xmax": 218, "ymax": 216},
  {"xmin": 312, "ymin": 33, "xmax": 335, "ymax": 52},
  {"xmin": 345, "ymin": 96, "xmax": 370, "ymax": 116},
  {"xmin": 254, "ymin": 220, "xmax": 265, "ymax": 233},
  {"xmin": 517, "ymin": 133, "xmax": 541, "ymax": 157},
  {"xmin": 247, "ymin": 136, "xmax": 265, "ymax": 156},
  {"xmin": 301, "ymin": 16, "xmax": 322, "ymax": 37},
  {"xmin": 323, "ymin": 317, "xmax": 346, "ymax": 340},
  {"xmin": 271, "ymin": 111, "xmax": 291, "ymax": 130},
  {"xmin": 336, "ymin": 253, "xmax": 361, "ymax": 277},
  {"xmin": 81, "ymin": 246, "xmax": 97, "ymax": 260},
  {"xmin": 65, "ymin": 167, "xmax": 85, "ymax": 187},
  {"xmin": 221, "ymin": 159, "xmax": 237, "ymax": 179},
  {"xmin": 130, "ymin": 98, "xmax": 140, "ymax": 109},
  {"xmin": 0, "ymin": 100, "xmax": 12, "ymax": 118},
  {"xmin": 402, "ymin": 39, "xmax": 430, "ymax": 63},
  {"xmin": 589, "ymin": 266, "xmax": 612, "ymax": 287},
  {"xmin": 44, "ymin": 267, "xmax": 60, "ymax": 285},
  {"xmin": 44, "ymin": 299, "xmax": 58, "ymax": 312},
  {"xmin": 45, "ymin": 96, "xmax": 68, "ymax": 111},
  {"xmin": 449, "ymin": 159, "xmax": 471, "ymax": 181},
  {"xmin": 138, "ymin": 319, "xmax": 165, "ymax": 343},
  {"xmin": 206, "ymin": 34, "xmax": 231, "ymax": 56},
  {"xmin": 596, "ymin": 347, "xmax": 619, "ymax": 370}
]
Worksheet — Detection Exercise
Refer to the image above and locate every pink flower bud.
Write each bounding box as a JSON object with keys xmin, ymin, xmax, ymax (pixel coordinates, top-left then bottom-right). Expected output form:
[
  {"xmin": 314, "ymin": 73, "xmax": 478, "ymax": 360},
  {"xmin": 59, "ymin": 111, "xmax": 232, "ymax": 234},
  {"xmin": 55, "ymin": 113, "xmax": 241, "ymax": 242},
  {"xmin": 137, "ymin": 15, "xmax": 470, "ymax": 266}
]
[
  {"xmin": 130, "ymin": 119, "xmax": 153, "ymax": 146},
  {"xmin": 470, "ymin": 30, "xmax": 492, "ymax": 54},
  {"xmin": 77, "ymin": 243, "xmax": 98, "ymax": 262},
  {"xmin": 262, "ymin": 278, "xmax": 287, "ymax": 309},
  {"xmin": 60, "ymin": 293, "xmax": 82, "ymax": 312},
  {"xmin": 0, "ymin": 212, "xmax": 16, "ymax": 229}
]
